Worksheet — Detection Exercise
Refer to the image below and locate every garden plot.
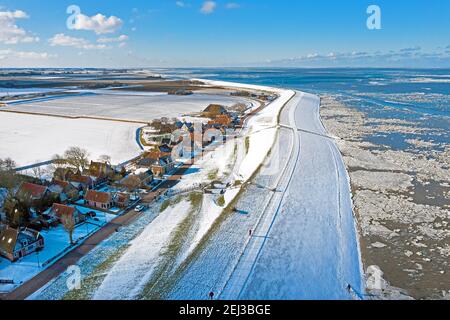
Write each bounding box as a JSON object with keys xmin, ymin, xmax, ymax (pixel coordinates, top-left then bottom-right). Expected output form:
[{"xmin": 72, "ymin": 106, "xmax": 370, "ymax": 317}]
[{"xmin": 0, "ymin": 208, "xmax": 115, "ymax": 293}]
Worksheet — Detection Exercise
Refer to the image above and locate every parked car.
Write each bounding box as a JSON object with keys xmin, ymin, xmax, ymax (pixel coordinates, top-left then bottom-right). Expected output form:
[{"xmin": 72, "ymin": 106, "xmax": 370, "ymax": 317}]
[{"xmin": 134, "ymin": 205, "xmax": 146, "ymax": 212}]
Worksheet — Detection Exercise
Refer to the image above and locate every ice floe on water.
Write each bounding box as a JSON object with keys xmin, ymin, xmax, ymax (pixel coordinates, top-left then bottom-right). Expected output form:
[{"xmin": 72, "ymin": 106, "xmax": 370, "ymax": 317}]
[{"xmin": 321, "ymin": 96, "xmax": 449, "ymax": 300}]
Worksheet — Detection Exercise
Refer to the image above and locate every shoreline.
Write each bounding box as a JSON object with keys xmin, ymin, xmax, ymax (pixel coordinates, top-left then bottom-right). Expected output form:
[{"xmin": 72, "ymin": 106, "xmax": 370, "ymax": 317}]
[{"xmin": 320, "ymin": 95, "xmax": 450, "ymax": 300}]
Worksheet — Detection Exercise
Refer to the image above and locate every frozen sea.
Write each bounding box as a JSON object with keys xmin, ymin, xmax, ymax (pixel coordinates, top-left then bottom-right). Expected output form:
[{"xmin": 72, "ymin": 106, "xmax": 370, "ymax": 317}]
[{"xmin": 161, "ymin": 68, "xmax": 450, "ymax": 148}]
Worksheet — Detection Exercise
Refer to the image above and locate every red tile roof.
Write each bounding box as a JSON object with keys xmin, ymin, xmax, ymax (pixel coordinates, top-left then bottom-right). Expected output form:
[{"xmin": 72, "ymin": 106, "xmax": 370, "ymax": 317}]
[
  {"xmin": 51, "ymin": 203, "xmax": 76, "ymax": 218},
  {"xmin": 116, "ymin": 193, "xmax": 130, "ymax": 203},
  {"xmin": 85, "ymin": 190, "xmax": 111, "ymax": 204},
  {"xmin": 69, "ymin": 175, "xmax": 93, "ymax": 185},
  {"xmin": 18, "ymin": 182, "xmax": 48, "ymax": 198},
  {"xmin": 51, "ymin": 180, "xmax": 69, "ymax": 189}
]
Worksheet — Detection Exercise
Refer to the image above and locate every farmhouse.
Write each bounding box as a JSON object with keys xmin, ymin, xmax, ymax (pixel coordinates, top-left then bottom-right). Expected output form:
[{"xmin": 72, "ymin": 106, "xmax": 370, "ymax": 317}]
[
  {"xmin": 84, "ymin": 190, "xmax": 113, "ymax": 210},
  {"xmin": 88, "ymin": 161, "xmax": 114, "ymax": 181},
  {"xmin": 142, "ymin": 156, "xmax": 175, "ymax": 177},
  {"xmin": 0, "ymin": 227, "xmax": 44, "ymax": 262},
  {"xmin": 124, "ymin": 168, "xmax": 154, "ymax": 187},
  {"xmin": 113, "ymin": 193, "xmax": 130, "ymax": 208},
  {"xmin": 202, "ymin": 104, "xmax": 227, "ymax": 118},
  {"xmin": 207, "ymin": 114, "xmax": 233, "ymax": 127},
  {"xmin": 48, "ymin": 180, "xmax": 80, "ymax": 203},
  {"xmin": 15, "ymin": 182, "xmax": 50, "ymax": 203},
  {"xmin": 49, "ymin": 203, "xmax": 86, "ymax": 225},
  {"xmin": 68, "ymin": 174, "xmax": 96, "ymax": 191},
  {"xmin": 53, "ymin": 167, "xmax": 75, "ymax": 181}
]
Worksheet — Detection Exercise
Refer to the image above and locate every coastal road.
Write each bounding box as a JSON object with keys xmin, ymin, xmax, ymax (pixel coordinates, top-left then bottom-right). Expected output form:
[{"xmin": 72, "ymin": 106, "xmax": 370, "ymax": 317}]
[{"xmin": 221, "ymin": 92, "xmax": 364, "ymax": 299}]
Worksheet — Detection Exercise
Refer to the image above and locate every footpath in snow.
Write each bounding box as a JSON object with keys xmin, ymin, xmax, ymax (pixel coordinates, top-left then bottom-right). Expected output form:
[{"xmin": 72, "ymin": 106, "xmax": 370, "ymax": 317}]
[{"xmin": 228, "ymin": 93, "xmax": 364, "ymax": 300}]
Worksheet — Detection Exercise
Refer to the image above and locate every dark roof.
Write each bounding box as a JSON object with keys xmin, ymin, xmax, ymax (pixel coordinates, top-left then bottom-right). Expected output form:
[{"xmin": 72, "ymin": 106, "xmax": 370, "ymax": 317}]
[
  {"xmin": 159, "ymin": 144, "xmax": 172, "ymax": 153},
  {"xmin": 159, "ymin": 156, "xmax": 173, "ymax": 166},
  {"xmin": 138, "ymin": 157, "xmax": 158, "ymax": 167},
  {"xmin": 0, "ymin": 227, "xmax": 42, "ymax": 256},
  {"xmin": 0, "ymin": 227, "xmax": 18, "ymax": 256},
  {"xmin": 89, "ymin": 161, "xmax": 113, "ymax": 178},
  {"xmin": 203, "ymin": 104, "xmax": 227, "ymax": 115}
]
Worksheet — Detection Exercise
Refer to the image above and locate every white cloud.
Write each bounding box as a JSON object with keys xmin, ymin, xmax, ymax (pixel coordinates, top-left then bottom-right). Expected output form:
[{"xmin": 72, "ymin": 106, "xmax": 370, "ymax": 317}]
[
  {"xmin": 0, "ymin": 10, "xmax": 28, "ymax": 19},
  {"xmin": 0, "ymin": 49, "xmax": 56, "ymax": 60},
  {"xmin": 97, "ymin": 34, "xmax": 128, "ymax": 43},
  {"xmin": 306, "ymin": 53, "xmax": 319, "ymax": 59},
  {"xmin": 200, "ymin": 1, "xmax": 216, "ymax": 14},
  {"xmin": 225, "ymin": 3, "xmax": 241, "ymax": 9},
  {"xmin": 0, "ymin": 10, "xmax": 39, "ymax": 44},
  {"xmin": 176, "ymin": 1, "xmax": 186, "ymax": 8},
  {"xmin": 265, "ymin": 47, "xmax": 450, "ymax": 67},
  {"xmin": 72, "ymin": 13, "xmax": 123, "ymax": 34},
  {"xmin": 48, "ymin": 33, "xmax": 107, "ymax": 50}
]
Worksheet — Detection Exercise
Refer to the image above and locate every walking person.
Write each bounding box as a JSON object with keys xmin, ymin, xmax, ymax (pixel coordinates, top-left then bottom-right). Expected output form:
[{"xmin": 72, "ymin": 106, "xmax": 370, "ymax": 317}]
[{"xmin": 209, "ymin": 291, "xmax": 214, "ymax": 300}]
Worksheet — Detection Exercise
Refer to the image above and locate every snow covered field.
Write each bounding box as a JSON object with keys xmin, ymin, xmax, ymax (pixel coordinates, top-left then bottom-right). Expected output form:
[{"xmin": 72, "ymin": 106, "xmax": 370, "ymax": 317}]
[
  {"xmin": 0, "ymin": 208, "xmax": 115, "ymax": 293},
  {"xmin": 2, "ymin": 92, "xmax": 253, "ymax": 122},
  {"xmin": 0, "ymin": 112, "xmax": 142, "ymax": 167}
]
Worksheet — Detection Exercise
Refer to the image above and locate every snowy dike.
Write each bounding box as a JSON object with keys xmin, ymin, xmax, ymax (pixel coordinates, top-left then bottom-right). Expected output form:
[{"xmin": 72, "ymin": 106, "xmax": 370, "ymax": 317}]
[
  {"xmin": 24, "ymin": 80, "xmax": 364, "ymax": 301},
  {"xmin": 88, "ymin": 81, "xmax": 296, "ymax": 300}
]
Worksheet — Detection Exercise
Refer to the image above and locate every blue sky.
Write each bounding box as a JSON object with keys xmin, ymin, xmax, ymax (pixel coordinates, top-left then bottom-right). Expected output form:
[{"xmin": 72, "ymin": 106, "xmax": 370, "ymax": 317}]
[{"xmin": 0, "ymin": 0, "xmax": 449, "ymax": 68}]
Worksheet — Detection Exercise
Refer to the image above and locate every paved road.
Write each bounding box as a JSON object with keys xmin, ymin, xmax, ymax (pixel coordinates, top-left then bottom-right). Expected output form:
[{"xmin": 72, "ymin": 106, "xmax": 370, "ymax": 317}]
[{"xmin": 222, "ymin": 92, "xmax": 364, "ymax": 299}]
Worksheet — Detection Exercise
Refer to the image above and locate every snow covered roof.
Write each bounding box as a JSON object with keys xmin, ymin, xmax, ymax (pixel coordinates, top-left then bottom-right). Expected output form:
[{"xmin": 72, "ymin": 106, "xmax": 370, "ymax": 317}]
[{"xmin": 134, "ymin": 168, "xmax": 149, "ymax": 175}]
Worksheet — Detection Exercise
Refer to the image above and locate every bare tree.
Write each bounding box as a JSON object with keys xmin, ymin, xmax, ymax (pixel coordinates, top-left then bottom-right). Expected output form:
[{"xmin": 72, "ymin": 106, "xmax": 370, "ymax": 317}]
[
  {"xmin": 31, "ymin": 166, "xmax": 47, "ymax": 181},
  {"xmin": 51, "ymin": 154, "xmax": 68, "ymax": 169},
  {"xmin": 0, "ymin": 158, "xmax": 16, "ymax": 171},
  {"xmin": 98, "ymin": 155, "xmax": 112, "ymax": 164},
  {"xmin": 0, "ymin": 158, "xmax": 22, "ymax": 192},
  {"xmin": 61, "ymin": 213, "xmax": 75, "ymax": 245},
  {"xmin": 63, "ymin": 147, "xmax": 90, "ymax": 171}
]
